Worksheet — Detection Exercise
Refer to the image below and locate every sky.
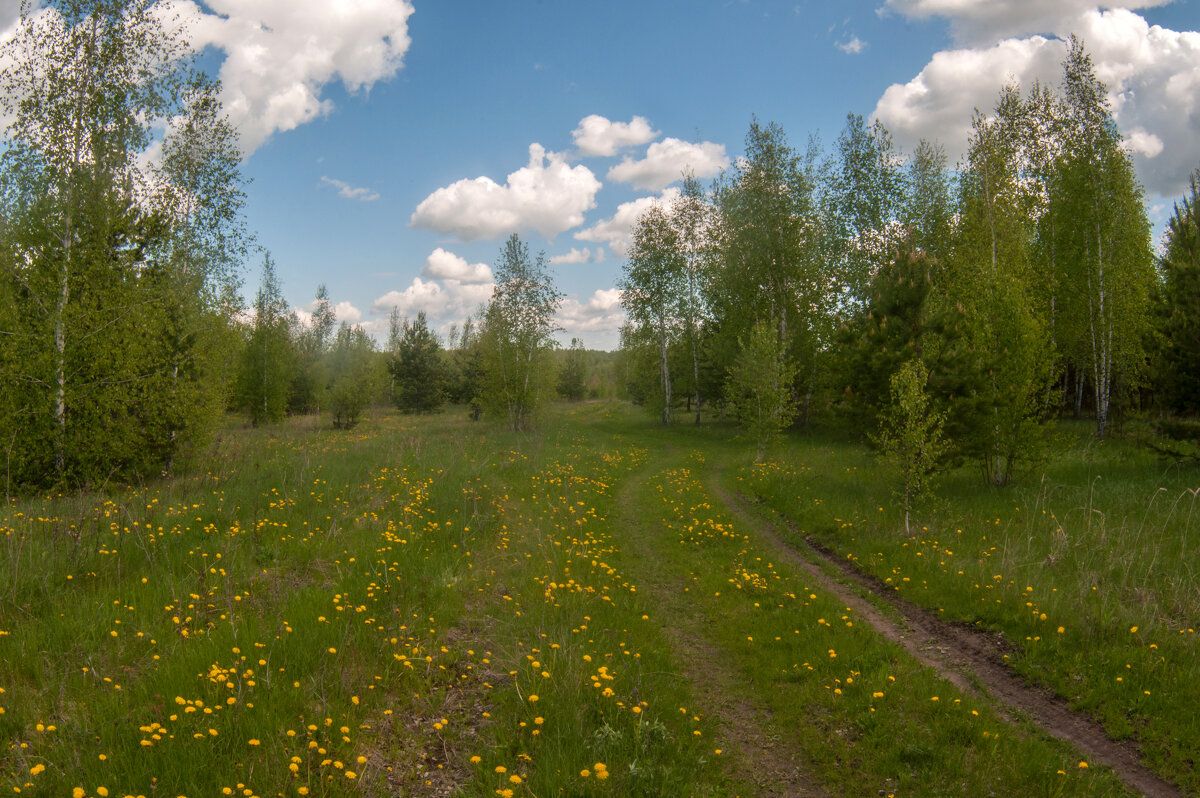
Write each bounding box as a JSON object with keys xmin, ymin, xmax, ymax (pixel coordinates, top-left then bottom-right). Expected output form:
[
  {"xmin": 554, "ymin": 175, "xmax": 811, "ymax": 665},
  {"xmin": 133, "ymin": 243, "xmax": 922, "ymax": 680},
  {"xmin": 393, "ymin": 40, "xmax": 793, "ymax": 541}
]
[{"xmin": 4, "ymin": 0, "xmax": 1200, "ymax": 349}]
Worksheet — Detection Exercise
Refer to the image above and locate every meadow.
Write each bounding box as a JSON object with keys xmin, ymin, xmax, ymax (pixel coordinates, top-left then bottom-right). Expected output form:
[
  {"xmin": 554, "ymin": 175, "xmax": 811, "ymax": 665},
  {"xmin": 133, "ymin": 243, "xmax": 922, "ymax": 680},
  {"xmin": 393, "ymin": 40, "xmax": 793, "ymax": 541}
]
[{"xmin": 1, "ymin": 402, "xmax": 1196, "ymax": 797}]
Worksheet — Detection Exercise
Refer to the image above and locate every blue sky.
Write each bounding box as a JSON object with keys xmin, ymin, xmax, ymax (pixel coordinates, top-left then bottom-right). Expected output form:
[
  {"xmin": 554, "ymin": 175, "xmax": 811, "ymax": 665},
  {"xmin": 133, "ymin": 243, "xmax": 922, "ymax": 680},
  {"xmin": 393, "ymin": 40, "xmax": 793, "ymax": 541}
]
[{"xmin": 12, "ymin": 0, "xmax": 1198, "ymax": 348}]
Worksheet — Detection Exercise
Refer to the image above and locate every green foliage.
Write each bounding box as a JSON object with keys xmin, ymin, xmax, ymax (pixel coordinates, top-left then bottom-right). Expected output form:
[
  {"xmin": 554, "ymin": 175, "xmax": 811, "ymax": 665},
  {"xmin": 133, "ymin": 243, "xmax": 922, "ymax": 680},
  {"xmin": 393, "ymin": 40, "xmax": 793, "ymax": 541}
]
[
  {"xmin": 557, "ymin": 337, "xmax": 587, "ymax": 401},
  {"xmin": 1050, "ymin": 37, "xmax": 1156, "ymax": 437},
  {"xmin": 327, "ymin": 322, "xmax": 380, "ymax": 429},
  {"xmin": 871, "ymin": 359, "xmax": 948, "ymax": 535},
  {"xmin": 389, "ymin": 310, "xmax": 445, "ymax": 413},
  {"xmin": 726, "ymin": 321, "xmax": 797, "ymax": 462},
  {"xmin": 236, "ymin": 254, "xmax": 293, "ymax": 426},
  {"xmin": 1155, "ymin": 170, "xmax": 1200, "ymax": 417},
  {"xmin": 832, "ymin": 244, "xmax": 969, "ymax": 445},
  {"xmin": 947, "ymin": 96, "xmax": 1055, "ymax": 486},
  {"xmin": 621, "ymin": 203, "xmax": 686, "ymax": 424},
  {"xmin": 288, "ymin": 284, "xmax": 335, "ymax": 415},
  {"xmin": 710, "ymin": 120, "xmax": 826, "ymax": 410},
  {"xmin": 0, "ymin": 0, "xmax": 247, "ymax": 487},
  {"xmin": 481, "ymin": 234, "xmax": 562, "ymax": 431},
  {"xmin": 444, "ymin": 314, "xmax": 485, "ymax": 412}
]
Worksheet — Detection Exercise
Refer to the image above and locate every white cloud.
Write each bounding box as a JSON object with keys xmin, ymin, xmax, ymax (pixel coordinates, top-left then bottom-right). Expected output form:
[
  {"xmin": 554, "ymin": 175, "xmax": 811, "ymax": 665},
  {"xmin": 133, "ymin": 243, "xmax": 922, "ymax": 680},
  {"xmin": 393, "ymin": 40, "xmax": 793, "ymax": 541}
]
[
  {"xmin": 837, "ymin": 35, "xmax": 867, "ymax": 54},
  {"xmin": 885, "ymin": 0, "xmax": 1171, "ymax": 44},
  {"xmin": 320, "ymin": 176, "xmax": 380, "ymax": 202},
  {"xmin": 556, "ymin": 288, "xmax": 626, "ymax": 335},
  {"xmin": 410, "ymin": 143, "xmax": 603, "ymax": 241},
  {"xmin": 874, "ymin": 36, "xmax": 1065, "ymax": 160},
  {"xmin": 293, "ymin": 298, "xmax": 362, "ymax": 327},
  {"xmin": 372, "ymin": 254, "xmax": 495, "ymax": 326},
  {"xmin": 572, "ymin": 114, "xmax": 659, "ymax": 157},
  {"xmin": 549, "ymin": 246, "xmax": 605, "ymax": 265},
  {"xmin": 606, "ymin": 139, "xmax": 729, "ymax": 192},
  {"xmin": 421, "ymin": 248, "xmax": 493, "ymax": 283},
  {"xmin": 873, "ymin": 8, "xmax": 1200, "ymax": 197},
  {"xmin": 167, "ymin": 0, "xmax": 414, "ymax": 154},
  {"xmin": 1125, "ymin": 127, "xmax": 1164, "ymax": 158},
  {"xmin": 574, "ymin": 188, "xmax": 681, "ymax": 258}
]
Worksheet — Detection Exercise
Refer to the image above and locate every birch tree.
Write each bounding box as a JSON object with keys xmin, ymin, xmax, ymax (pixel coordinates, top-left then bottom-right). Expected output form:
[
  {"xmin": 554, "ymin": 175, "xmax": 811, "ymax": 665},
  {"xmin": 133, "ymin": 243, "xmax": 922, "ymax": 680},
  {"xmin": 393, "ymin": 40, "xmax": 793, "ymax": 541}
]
[
  {"xmin": 949, "ymin": 95, "xmax": 1054, "ymax": 486},
  {"xmin": 0, "ymin": 0, "xmax": 246, "ymax": 485},
  {"xmin": 482, "ymin": 234, "xmax": 562, "ymax": 431},
  {"xmin": 710, "ymin": 119, "xmax": 827, "ymax": 423},
  {"xmin": 621, "ymin": 203, "xmax": 685, "ymax": 425},
  {"xmin": 1050, "ymin": 37, "xmax": 1155, "ymax": 438}
]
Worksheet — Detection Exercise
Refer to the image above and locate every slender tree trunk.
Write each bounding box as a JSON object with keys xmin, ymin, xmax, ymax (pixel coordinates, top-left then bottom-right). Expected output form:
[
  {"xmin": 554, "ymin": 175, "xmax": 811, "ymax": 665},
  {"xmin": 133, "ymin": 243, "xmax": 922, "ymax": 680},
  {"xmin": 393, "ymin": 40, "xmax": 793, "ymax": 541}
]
[{"xmin": 658, "ymin": 322, "xmax": 671, "ymax": 426}]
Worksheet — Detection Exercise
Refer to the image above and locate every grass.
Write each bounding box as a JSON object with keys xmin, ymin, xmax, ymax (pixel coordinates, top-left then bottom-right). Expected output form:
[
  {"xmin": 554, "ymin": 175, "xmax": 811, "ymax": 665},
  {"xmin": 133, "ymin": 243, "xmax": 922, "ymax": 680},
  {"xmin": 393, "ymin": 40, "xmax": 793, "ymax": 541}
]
[
  {"xmin": 0, "ymin": 403, "xmax": 1192, "ymax": 795},
  {"xmin": 743, "ymin": 420, "xmax": 1200, "ymax": 793}
]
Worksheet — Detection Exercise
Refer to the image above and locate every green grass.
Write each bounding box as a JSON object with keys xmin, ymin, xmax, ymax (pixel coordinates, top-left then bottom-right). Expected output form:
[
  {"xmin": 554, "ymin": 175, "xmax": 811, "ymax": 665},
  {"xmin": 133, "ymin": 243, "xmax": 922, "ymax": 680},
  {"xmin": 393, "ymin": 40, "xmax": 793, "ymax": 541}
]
[
  {"xmin": 1, "ymin": 404, "xmax": 1190, "ymax": 796},
  {"xmin": 743, "ymin": 420, "xmax": 1200, "ymax": 793}
]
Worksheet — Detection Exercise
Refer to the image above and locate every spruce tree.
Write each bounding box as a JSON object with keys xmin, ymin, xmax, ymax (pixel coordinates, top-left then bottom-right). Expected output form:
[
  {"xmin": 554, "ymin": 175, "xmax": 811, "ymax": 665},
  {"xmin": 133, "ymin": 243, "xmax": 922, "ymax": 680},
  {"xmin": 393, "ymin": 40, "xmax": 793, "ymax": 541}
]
[{"xmin": 390, "ymin": 311, "xmax": 445, "ymax": 413}]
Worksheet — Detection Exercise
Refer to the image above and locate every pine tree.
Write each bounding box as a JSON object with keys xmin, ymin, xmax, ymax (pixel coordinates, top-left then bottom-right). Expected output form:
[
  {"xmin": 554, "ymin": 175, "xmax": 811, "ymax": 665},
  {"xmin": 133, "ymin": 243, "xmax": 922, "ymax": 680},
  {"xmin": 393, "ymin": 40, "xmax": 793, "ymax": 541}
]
[
  {"xmin": 1157, "ymin": 170, "xmax": 1200, "ymax": 416},
  {"xmin": 390, "ymin": 311, "xmax": 445, "ymax": 413}
]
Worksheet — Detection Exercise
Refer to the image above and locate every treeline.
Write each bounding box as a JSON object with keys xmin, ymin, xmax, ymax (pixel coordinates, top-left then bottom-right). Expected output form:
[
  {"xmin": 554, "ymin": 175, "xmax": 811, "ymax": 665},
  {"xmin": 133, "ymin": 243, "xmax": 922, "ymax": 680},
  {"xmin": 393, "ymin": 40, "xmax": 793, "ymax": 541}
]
[
  {"xmin": 0, "ymin": 1, "xmax": 612, "ymax": 492},
  {"xmin": 235, "ymin": 236, "xmax": 616, "ymax": 436},
  {"xmin": 619, "ymin": 38, "xmax": 1199, "ymax": 481}
]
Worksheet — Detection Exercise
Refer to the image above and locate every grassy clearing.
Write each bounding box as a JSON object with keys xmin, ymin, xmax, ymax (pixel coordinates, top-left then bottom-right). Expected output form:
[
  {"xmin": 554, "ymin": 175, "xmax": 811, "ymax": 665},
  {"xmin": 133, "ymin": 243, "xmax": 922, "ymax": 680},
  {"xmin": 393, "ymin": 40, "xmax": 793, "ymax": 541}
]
[
  {"xmin": 0, "ymin": 403, "xmax": 1191, "ymax": 796},
  {"xmin": 743, "ymin": 421, "xmax": 1200, "ymax": 794}
]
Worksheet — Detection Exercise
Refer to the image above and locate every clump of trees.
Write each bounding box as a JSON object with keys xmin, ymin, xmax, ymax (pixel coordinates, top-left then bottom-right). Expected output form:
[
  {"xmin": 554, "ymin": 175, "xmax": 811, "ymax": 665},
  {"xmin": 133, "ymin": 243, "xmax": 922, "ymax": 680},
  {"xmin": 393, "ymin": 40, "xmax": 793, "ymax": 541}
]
[
  {"xmin": 233, "ymin": 266, "xmax": 384, "ymax": 431},
  {"xmin": 479, "ymin": 234, "xmax": 562, "ymax": 431},
  {"xmin": 0, "ymin": 0, "xmax": 248, "ymax": 488},
  {"xmin": 619, "ymin": 38, "xmax": 1178, "ymax": 487}
]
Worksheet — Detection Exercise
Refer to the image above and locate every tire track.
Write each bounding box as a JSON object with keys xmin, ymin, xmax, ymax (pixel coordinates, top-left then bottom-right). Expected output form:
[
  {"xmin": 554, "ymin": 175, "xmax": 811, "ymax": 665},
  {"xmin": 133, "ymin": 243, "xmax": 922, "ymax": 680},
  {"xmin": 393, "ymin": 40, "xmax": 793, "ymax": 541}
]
[
  {"xmin": 714, "ymin": 480, "xmax": 1184, "ymax": 798},
  {"xmin": 614, "ymin": 456, "xmax": 829, "ymax": 798}
]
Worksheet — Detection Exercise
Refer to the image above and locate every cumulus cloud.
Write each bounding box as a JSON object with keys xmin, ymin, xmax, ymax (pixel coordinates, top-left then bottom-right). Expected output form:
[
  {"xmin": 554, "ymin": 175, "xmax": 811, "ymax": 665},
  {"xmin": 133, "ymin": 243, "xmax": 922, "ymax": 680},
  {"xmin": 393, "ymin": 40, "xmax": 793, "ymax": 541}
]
[
  {"xmin": 167, "ymin": 0, "xmax": 414, "ymax": 153},
  {"xmin": 320, "ymin": 176, "xmax": 380, "ymax": 202},
  {"xmin": 885, "ymin": 0, "xmax": 1171, "ymax": 44},
  {"xmin": 293, "ymin": 298, "xmax": 362, "ymax": 327},
  {"xmin": 372, "ymin": 278, "xmax": 494, "ymax": 321},
  {"xmin": 874, "ymin": 35, "xmax": 1065, "ymax": 160},
  {"xmin": 410, "ymin": 143, "xmax": 603, "ymax": 241},
  {"xmin": 606, "ymin": 139, "xmax": 729, "ymax": 192},
  {"xmin": 557, "ymin": 288, "xmax": 625, "ymax": 335},
  {"xmin": 837, "ymin": 35, "xmax": 868, "ymax": 54},
  {"xmin": 549, "ymin": 246, "xmax": 605, "ymax": 265},
  {"xmin": 572, "ymin": 114, "xmax": 659, "ymax": 157},
  {"xmin": 574, "ymin": 188, "xmax": 681, "ymax": 258},
  {"xmin": 873, "ymin": 6, "xmax": 1200, "ymax": 198},
  {"xmin": 421, "ymin": 248, "xmax": 493, "ymax": 284},
  {"xmin": 372, "ymin": 248, "xmax": 496, "ymax": 329}
]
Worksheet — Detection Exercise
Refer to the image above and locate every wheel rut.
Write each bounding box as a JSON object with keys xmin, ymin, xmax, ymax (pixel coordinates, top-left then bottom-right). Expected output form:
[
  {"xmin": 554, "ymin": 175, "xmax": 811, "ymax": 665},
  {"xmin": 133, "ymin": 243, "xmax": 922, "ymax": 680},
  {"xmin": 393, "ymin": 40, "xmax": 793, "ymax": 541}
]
[
  {"xmin": 711, "ymin": 477, "xmax": 1184, "ymax": 798},
  {"xmin": 615, "ymin": 454, "xmax": 828, "ymax": 798}
]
